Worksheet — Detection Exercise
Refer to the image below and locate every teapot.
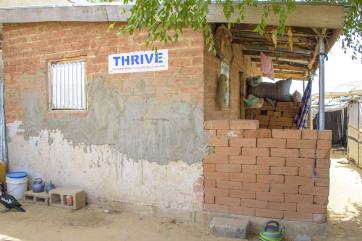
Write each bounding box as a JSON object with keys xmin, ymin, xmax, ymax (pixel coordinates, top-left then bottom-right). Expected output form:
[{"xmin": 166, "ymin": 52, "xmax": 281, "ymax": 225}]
[
  {"xmin": 32, "ymin": 178, "xmax": 45, "ymax": 193},
  {"xmin": 45, "ymin": 180, "xmax": 56, "ymax": 193}
]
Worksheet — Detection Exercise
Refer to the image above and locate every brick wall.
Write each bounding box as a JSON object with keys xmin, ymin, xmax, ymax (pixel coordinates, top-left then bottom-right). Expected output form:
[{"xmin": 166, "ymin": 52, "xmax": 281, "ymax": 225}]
[
  {"xmin": 203, "ymin": 119, "xmax": 332, "ymax": 223},
  {"xmin": 204, "ymin": 44, "xmax": 242, "ymax": 120},
  {"xmin": 2, "ymin": 22, "xmax": 204, "ymax": 123},
  {"xmin": 246, "ymin": 102, "xmax": 299, "ymax": 129}
]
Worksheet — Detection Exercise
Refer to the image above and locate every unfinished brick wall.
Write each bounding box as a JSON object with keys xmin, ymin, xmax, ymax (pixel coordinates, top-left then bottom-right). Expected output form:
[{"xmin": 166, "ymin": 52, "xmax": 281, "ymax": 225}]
[
  {"xmin": 203, "ymin": 119, "xmax": 332, "ymax": 223},
  {"xmin": 204, "ymin": 44, "xmax": 242, "ymax": 121},
  {"xmin": 246, "ymin": 102, "xmax": 299, "ymax": 129}
]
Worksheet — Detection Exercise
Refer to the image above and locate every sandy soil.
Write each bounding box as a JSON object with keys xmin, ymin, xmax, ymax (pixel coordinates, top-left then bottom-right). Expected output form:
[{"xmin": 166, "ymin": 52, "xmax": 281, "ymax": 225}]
[
  {"xmin": 1, "ymin": 152, "xmax": 362, "ymax": 241},
  {"xmin": 0, "ymin": 204, "xmax": 250, "ymax": 241}
]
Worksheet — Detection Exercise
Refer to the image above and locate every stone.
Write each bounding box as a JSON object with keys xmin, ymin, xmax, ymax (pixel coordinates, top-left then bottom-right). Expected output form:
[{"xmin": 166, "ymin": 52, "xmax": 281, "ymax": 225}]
[{"xmin": 209, "ymin": 217, "xmax": 249, "ymax": 239}]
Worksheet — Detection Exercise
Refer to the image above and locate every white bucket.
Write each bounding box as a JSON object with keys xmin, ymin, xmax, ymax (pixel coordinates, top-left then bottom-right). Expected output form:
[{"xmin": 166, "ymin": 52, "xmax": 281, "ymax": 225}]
[{"xmin": 6, "ymin": 172, "xmax": 29, "ymax": 199}]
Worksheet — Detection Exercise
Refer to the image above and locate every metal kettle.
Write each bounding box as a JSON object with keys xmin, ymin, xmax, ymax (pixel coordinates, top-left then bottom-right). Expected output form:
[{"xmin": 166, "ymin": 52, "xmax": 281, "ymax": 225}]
[{"xmin": 32, "ymin": 178, "xmax": 45, "ymax": 193}]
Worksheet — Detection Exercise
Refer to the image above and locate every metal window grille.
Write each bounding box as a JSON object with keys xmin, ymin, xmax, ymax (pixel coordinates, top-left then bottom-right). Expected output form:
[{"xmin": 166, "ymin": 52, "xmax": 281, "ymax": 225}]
[{"xmin": 50, "ymin": 61, "xmax": 86, "ymax": 110}]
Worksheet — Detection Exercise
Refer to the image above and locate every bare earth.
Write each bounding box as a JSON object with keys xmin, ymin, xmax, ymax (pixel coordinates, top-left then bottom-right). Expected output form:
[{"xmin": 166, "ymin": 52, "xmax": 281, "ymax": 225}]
[{"xmin": 1, "ymin": 152, "xmax": 361, "ymax": 241}]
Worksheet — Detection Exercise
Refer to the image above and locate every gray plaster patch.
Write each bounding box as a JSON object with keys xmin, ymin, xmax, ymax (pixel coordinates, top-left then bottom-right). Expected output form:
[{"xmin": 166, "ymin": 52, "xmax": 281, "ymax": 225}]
[{"xmin": 20, "ymin": 77, "xmax": 207, "ymax": 164}]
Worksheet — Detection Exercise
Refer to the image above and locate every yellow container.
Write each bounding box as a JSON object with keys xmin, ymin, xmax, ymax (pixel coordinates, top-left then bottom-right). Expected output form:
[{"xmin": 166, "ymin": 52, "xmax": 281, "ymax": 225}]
[{"xmin": 0, "ymin": 161, "xmax": 6, "ymax": 183}]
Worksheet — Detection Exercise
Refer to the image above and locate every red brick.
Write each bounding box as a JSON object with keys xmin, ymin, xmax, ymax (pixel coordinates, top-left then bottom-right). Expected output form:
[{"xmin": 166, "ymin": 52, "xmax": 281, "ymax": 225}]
[
  {"xmin": 270, "ymin": 166, "xmax": 298, "ymax": 176},
  {"xmin": 317, "ymin": 140, "xmax": 332, "ymax": 149},
  {"xmin": 285, "ymin": 176, "xmax": 313, "ymax": 186},
  {"xmin": 204, "ymin": 171, "xmax": 229, "ymax": 180},
  {"xmin": 204, "ymin": 120, "xmax": 229, "ymax": 130},
  {"xmin": 204, "ymin": 179, "xmax": 216, "ymax": 188},
  {"xmin": 229, "ymin": 173, "xmax": 257, "ymax": 183},
  {"xmin": 284, "ymin": 211, "xmax": 313, "ymax": 221},
  {"xmin": 269, "ymin": 201, "xmax": 296, "ymax": 211},
  {"xmin": 315, "ymin": 178, "xmax": 329, "ymax": 187},
  {"xmin": 204, "ymin": 193, "xmax": 215, "ymax": 204},
  {"xmin": 215, "ymin": 147, "xmax": 241, "ymax": 155},
  {"xmin": 285, "ymin": 194, "xmax": 313, "ymax": 204},
  {"xmin": 256, "ymin": 192, "xmax": 284, "ymax": 202},
  {"xmin": 297, "ymin": 203, "xmax": 327, "ymax": 214},
  {"xmin": 203, "ymin": 163, "xmax": 215, "ymax": 172},
  {"xmin": 242, "ymin": 165, "xmax": 269, "ymax": 175},
  {"xmin": 313, "ymin": 195, "xmax": 329, "ymax": 205},
  {"xmin": 257, "ymin": 174, "xmax": 284, "ymax": 184},
  {"xmin": 204, "ymin": 203, "xmax": 229, "ymax": 212},
  {"xmin": 299, "ymin": 185, "xmax": 329, "ymax": 196},
  {"xmin": 316, "ymin": 159, "xmax": 330, "ymax": 168},
  {"xmin": 215, "ymin": 196, "xmax": 240, "ymax": 206},
  {"xmin": 205, "ymin": 187, "xmax": 229, "ymax": 197},
  {"xmin": 216, "ymin": 164, "xmax": 241, "ymax": 173},
  {"xmin": 244, "ymin": 129, "xmax": 271, "ymax": 138},
  {"xmin": 230, "ymin": 155, "xmax": 256, "ymax": 165},
  {"xmin": 217, "ymin": 129, "xmax": 242, "ymax": 138},
  {"xmin": 241, "ymin": 199, "xmax": 268, "ymax": 208},
  {"xmin": 242, "ymin": 183, "xmax": 270, "ymax": 192},
  {"xmin": 272, "ymin": 129, "xmax": 301, "ymax": 139},
  {"xmin": 229, "ymin": 189, "xmax": 256, "ymax": 199},
  {"xmin": 257, "ymin": 157, "xmax": 285, "ymax": 167},
  {"xmin": 203, "ymin": 154, "xmax": 228, "ymax": 164},
  {"xmin": 257, "ymin": 138, "xmax": 286, "ymax": 148},
  {"xmin": 299, "ymin": 149, "xmax": 330, "ymax": 158},
  {"xmin": 229, "ymin": 205, "xmax": 255, "ymax": 216},
  {"xmin": 205, "ymin": 129, "xmax": 217, "ymax": 137},
  {"xmin": 207, "ymin": 135, "xmax": 229, "ymax": 147},
  {"xmin": 270, "ymin": 184, "xmax": 298, "ymax": 194},
  {"xmin": 318, "ymin": 130, "xmax": 332, "ymax": 140},
  {"xmin": 229, "ymin": 138, "xmax": 256, "ymax": 147},
  {"xmin": 286, "ymin": 139, "xmax": 316, "ymax": 149},
  {"xmin": 256, "ymin": 208, "xmax": 283, "ymax": 219},
  {"xmin": 299, "ymin": 167, "xmax": 329, "ymax": 178},
  {"xmin": 285, "ymin": 158, "xmax": 313, "ymax": 167},
  {"xmin": 242, "ymin": 147, "xmax": 270, "ymax": 157},
  {"xmin": 302, "ymin": 130, "xmax": 318, "ymax": 140},
  {"xmin": 230, "ymin": 120, "xmax": 259, "ymax": 130},
  {"xmin": 271, "ymin": 148, "xmax": 299, "ymax": 158},
  {"xmin": 217, "ymin": 180, "xmax": 242, "ymax": 189}
]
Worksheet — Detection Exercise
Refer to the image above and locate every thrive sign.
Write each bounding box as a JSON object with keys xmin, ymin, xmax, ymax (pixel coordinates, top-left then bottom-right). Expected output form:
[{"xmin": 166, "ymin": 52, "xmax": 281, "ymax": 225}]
[{"xmin": 108, "ymin": 49, "xmax": 168, "ymax": 74}]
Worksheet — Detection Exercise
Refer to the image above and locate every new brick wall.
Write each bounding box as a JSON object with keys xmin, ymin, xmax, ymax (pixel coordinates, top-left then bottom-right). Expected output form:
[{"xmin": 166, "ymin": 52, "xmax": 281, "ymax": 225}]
[{"xmin": 204, "ymin": 120, "xmax": 332, "ymax": 223}]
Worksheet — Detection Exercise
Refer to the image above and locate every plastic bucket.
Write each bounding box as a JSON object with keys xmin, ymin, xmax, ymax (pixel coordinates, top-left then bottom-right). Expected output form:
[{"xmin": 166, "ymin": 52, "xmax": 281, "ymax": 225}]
[{"xmin": 6, "ymin": 172, "xmax": 28, "ymax": 199}]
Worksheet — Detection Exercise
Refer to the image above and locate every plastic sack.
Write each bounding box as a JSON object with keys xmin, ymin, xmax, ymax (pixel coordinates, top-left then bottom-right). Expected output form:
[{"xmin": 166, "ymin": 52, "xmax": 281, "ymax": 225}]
[
  {"xmin": 247, "ymin": 76, "xmax": 263, "ymax": 87},
  {"xmin": 292, "ymin": 90, "xmax": 302, "ymax": 103},
  {"xmin": 248, "ymin": 78, "xmax": 292, "ymax": 102},
  {"xmin": 244, "ymin": 94, "xmax": 264, "ymax": 108}
]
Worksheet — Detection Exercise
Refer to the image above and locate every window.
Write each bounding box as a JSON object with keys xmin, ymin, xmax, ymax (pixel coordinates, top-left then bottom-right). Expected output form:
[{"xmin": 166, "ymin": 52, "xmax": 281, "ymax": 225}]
[{"xmin": 49, "ymin": 60, "xmax": 86, "ymax": 110}]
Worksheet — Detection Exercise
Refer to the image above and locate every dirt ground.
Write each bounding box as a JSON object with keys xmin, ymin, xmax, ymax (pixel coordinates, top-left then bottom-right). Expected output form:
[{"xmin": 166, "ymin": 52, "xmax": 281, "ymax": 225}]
[{"xmin": 1, "ymin": 152, "xmax": 362, "ymax": 241}]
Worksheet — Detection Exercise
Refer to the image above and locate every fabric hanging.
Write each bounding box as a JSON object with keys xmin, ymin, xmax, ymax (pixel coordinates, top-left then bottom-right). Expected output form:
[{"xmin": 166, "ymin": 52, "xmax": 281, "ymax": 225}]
[
  {"xmin": 294, "ymin": 80, "xmax": 312, "ymax": 129},
  {"xmin": 260, "ymin": 52, "xmax": 275, "ymax": 80}
]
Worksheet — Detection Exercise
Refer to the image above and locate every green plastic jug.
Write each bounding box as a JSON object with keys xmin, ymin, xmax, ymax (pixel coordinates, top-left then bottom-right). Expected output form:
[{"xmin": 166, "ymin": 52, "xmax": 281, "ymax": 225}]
[{"xmin": 259, "ymin": 221, "xmax": 284, "ymax": 241}]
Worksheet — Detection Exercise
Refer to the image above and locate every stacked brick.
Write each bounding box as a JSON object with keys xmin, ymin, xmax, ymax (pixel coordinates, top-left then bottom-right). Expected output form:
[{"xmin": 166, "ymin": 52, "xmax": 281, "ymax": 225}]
[
  {"xmin": 203, "ymin": 119, "xmax": 332, "ymax": 223},
  {"xmin": 245, "ymin": 102, "xmax": 299, "ymax": 129}
]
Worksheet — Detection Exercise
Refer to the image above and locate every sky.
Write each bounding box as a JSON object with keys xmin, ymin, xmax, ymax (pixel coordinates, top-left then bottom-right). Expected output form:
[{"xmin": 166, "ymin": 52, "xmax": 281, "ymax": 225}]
[{"xmin": 290, "ymin": 39, "xmax": 362, "ymax": 95}]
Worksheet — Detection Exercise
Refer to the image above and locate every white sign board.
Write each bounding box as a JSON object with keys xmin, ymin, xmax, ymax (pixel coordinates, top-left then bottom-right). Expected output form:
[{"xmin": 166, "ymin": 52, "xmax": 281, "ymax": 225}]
[{"xmin": 108, "ymin": 49, "xmax": 168, "ymax": 74}]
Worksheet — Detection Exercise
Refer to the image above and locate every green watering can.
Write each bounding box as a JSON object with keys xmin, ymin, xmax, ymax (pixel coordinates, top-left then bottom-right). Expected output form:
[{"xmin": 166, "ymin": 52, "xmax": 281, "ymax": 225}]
[{"xmin": 259, "ymin": 221, "xmax": 285, "ymax": 241}]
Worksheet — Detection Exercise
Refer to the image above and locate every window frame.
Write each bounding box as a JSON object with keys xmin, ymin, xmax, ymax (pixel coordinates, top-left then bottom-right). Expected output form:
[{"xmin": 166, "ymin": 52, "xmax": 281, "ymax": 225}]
[{"xmin": 47, "ymin": 58, "xmax": 88, "ymax": 112}]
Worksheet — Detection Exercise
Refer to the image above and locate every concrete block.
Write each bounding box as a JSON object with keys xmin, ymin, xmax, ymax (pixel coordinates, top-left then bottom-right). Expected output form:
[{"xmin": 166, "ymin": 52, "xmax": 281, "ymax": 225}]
[
  {"xmin": 209, "ymin": 217, "xmax": 249, "ymax": 239},
  {"xmin": 24, "ymin": 190, "xmax": 50, "ymax": 206},
  {"xmin": 49, "ymin": 188, "xmax": 86, "ymax": 210}
]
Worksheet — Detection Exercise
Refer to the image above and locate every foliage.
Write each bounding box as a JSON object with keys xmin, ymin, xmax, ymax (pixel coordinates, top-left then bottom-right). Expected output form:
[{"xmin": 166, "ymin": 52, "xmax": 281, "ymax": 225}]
[{"xmin": 105, "ymin": 0, "xmax": 361, "ymax": 59}]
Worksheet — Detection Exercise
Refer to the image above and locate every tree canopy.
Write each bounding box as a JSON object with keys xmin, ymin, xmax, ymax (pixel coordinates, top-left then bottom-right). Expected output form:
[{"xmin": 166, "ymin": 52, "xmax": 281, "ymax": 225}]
[{"xmin": 105, "ymin": 0, "xmax": 361, "ymax": 59}]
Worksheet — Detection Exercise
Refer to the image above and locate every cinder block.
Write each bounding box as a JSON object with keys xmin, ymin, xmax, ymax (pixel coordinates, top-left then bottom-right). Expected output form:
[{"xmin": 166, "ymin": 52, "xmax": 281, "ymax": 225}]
[
  {"xmin": 268, "ymin": 201, "xmax": 297, "ymax": 211},
  {"xmin": 203, "ymin": 163, "xmax": 216, "ymax": 172},
  {"xmin": 242, "ymin": 165, "xmax": 269, "ymax": 175},
  {"xmin": 217, "ymin": 180, "xmax": 242, "ymax": 189},
  {"xmin": 204, "ymin": 171, "xmax": 229, "ymax": 180},
  {"xmin": 230, "ymin": 155, "xmax": 256, "ymax": 165},
  {"xmin": 215, "ymin": 196, "xmax": 241, "ymax": 206},
  {"xmin": 216, "ymin": 164, "xmax": 241, "ymax": 173},
  {"xmin": 272, "ymin": 129, "xmax": 301, "ymax": 139},
  {"xmin": 257, "ymin": 156, "xmax": 285, "ymax": 167},
  {"xmin": 302, "ymin": 130, "xmax": 318, "ymax": 140},
  {"xmin": 209, "ymin": 217, "xmax": 250, "ymax": 239},
  {"xmin": 317, "ymin": 130, "xmax": 332, "ymax": 140},
  {"xmin": 242, "ymin": 147, "xmax": 270, "ymax": 157},
  {"xmin": 285, "ymin": 158, "xmax": 314, "ymax": 167},
  {"xmin": 207, "ymin": 135, "xmax": 229, "ymax": 147},
  {"xmin": 215, "ymin": 147, "xmax": 241, "ymax": 156},
  {"xmin": 286, "ymin": 139, "xmax": 316, "ymax": 149},
  {"xmin": 285, "ymin": 194, "xmax": 313, "ymax": 204},
  {"xmin": 229, "ymin": 189, "xmax": 256, "ymax": 199},
  {"xmin": 217, "ymin": 129, "xmax": 242, "ymax": 138},
  {"xmin": 317, "ymin": 140, "xmax": 332, "ymax": 149},
  {"xmin": 49, "ymin": 188, "xmax": 86, "ymax": 210},
  {"xmin": 204, "ymin": 203, "xmax": 229, "ymax": 213},
  {"xmin": 244, "ymin": 129, "xmax": 271, "ymax": 138},
  {"xmin": 256, "ymin": 192, "xmax": 284, "ymax": 202},
  {"xmin": 229, "ymin": 205, "xmax": 256, "ymax": 216},
  {"xmin": 299, "ymin": 149, "xmax": 330, "ymax": 158},
  {"xmin": 230, "ymin": 120, "xmax": 259, "ymax": 130},
  {"xmin": 299, "ymin": 185, "xmax": 329, "ymax": 196},
  {"xmin": 24, "ymin": 190, "xmax": 50, "ymax": 206},
  {"xmin": 204, "ymin": 120, "xmax": 229, "ymax": 130},
  {"xmin": 270, "ymin": 184, "xmax": 299, "ymax": 194},
  {"xmin": 297, "ymin": 203, "xmax": 327, "ymax": 214},
  {"xmin": 271, "ymin": 148, "xmax": 299, "ymax": 157},
  {"xmin": 284, "ymin": 211, "xmax": 313, "ymax": 221},
  {"xmin": 241, "ymin": 199, "xmax": 267, "ymax": 208},
  {"xmin": 229, "ymin": 138, "xmax": 256, "ymax": 147},
  {"xmin": 229, "ymin": 173, "xmax": 257, "ymax": 183},
  {"xmin": 242, "ymin": 183, "xmax": 270, "ymax": 192},
  {"xmin": 203, "ymin": 154, "xmax": 228, "ymax": 164},
  {"xmin": 285, "ymin": 176, "xmax": 313, "ymax": 186},
  {"xmin": 257, "ymin": 174, "xmax": 285, "ymax": 184},
  {"xmin": 257, "ymin": 138, "xmax": 286, "ymax": 148},
  {"xmin": 270, "ymin": 166, "xmax": 298, "ymax": 176}
]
